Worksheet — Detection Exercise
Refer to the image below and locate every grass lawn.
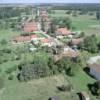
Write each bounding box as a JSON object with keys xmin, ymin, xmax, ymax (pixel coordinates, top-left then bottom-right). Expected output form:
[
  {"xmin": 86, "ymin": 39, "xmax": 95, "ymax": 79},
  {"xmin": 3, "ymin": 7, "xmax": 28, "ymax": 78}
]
[
  {"xmin": 0, "ymin": 75, "xmax": 74, "ymax": 100},
  {"xmin": 0, "ymin": 29, "xmax": 20, "ymax": 41},
  {"xmin": 67, "ymin": 70, "xmax": 98, "ymax": 100},
  {"xmin": 67, "ymin": 70, "xmax": 96, "ymax": 92}
]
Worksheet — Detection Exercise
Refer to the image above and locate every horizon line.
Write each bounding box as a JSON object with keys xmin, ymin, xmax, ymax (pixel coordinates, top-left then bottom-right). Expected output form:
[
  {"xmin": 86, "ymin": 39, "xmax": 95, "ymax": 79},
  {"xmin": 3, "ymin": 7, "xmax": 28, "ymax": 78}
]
[{"xmin": 0, "ymin": 2, "xmax": 100, "ymax": 4}]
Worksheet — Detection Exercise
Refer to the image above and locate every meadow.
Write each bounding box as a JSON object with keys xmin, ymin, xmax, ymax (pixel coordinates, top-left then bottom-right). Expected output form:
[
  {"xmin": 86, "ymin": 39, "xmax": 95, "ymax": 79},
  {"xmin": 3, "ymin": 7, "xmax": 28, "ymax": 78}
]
[{"xmin": 0, "ymin": 74, "xmax": 75, "ymax": 100}]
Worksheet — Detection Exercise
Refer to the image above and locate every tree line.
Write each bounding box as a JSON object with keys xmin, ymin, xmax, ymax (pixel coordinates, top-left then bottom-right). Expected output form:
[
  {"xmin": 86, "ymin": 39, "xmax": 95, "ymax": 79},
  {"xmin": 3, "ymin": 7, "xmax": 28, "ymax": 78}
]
[
  {"xmin": 0, "ymin": 7, "xmax": 32, "ymax": 19},
  {"xmin": 52, "ymin": 4, "xmax": 100, "ymax": 11}
]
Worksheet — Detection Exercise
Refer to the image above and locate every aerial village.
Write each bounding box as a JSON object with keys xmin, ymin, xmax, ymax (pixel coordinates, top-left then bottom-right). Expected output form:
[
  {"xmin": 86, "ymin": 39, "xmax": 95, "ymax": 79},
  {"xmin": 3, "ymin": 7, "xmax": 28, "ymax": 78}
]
[
  {"xmin": 12, "ymin": 8, "xmax": 81, "ymax": 59},
  {"xmin": 0, "ymin": 4, "xmax": 100, "ymax": 100}
]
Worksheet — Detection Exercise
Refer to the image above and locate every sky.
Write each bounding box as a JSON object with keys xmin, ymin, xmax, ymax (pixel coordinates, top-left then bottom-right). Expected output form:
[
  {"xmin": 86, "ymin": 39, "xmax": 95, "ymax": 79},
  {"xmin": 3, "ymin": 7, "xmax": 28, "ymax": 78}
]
[{"xmin": 0, "ymin": 0, "xmax": 100, "ymax": 3}]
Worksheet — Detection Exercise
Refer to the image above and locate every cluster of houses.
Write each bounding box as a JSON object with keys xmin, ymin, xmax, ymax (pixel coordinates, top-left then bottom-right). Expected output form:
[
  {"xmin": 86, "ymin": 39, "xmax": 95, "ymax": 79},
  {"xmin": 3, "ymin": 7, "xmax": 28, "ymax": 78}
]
[
  {"xmin": 12, "ymin": 33, "xmax": 54, "ymax": 47},
  {"xmin": 55, "ymin": 27, "xmax": 83, "ymax": 45},
  {"xmin": 11, "ymin": 9, "xmax": 84, "ymax": 60},
  {"xmin": 12, "ymin": 9, "xmax": 53, "ymax": 47}
]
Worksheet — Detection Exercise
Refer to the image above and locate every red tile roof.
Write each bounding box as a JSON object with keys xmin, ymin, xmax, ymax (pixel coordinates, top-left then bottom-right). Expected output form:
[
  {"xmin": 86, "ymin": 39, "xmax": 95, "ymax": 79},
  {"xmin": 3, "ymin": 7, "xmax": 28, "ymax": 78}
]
[
  {"xmin": 31, "ymin": 34, "xmax": 38, "ymax": 39},
  {"xmin": 23, "ymin": 22, "xmax": 38, "ymax": 33},
  {"xmin": 56, "ymin": 28, "xmax": 71, "ymax": 35},
  {"xmin": 40, "ymin": 38, "xmax": 50, "ymax": 43}
]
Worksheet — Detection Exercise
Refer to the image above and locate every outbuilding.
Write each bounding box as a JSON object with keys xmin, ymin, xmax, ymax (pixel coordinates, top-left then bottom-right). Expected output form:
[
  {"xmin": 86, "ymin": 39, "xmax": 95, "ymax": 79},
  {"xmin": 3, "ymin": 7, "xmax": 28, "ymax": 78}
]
[{"xmin": 88, "ymin": 64, "xmax": 100, "ymax": 80}]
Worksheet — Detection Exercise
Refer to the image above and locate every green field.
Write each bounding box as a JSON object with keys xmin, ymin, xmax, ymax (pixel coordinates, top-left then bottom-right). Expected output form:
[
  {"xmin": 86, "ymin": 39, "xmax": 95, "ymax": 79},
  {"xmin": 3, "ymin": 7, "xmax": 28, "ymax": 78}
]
[
  {"xmin": 0, "ymin": 29, "xmax": 20, "ymax": 41},
  {"xmin": 0, "ymin": 75, "xmax": 74, "ymax": 100},
  {"xmin": 50, "ymin": 10, "xmax": 100, "ymax": 36},
  {"xmin": 68, "ymin": 70, "xmax": 96, "ymax": 92},
  {"xmin": 0, "ymin": 65, "xmax": 97, "ymax": 100}
]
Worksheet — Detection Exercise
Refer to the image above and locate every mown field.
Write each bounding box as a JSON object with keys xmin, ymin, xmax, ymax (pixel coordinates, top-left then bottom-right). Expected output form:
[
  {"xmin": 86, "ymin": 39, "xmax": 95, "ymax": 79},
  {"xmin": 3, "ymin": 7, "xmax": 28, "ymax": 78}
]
[{"xmin": 0, "ymin": 75, "xmax": 74, "ymax": 100}]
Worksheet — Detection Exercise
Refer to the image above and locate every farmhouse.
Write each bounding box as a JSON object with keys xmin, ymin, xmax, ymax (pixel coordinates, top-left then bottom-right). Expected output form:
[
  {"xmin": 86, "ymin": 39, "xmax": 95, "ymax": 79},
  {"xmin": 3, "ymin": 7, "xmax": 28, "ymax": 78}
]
[
  {"xmin": 12, "ymin": 34, "xmax": 39, "ymax": 44},
  {"xmin": 56, "ymin": 28, "xmax": 71, "ymax": 36},
  {"xmin": 22, "ymin": 22, "xmax": 39, "ymax": 33},
  {"xmin": 54, "ymin": 47, "xmax": 79, "ymax": 62},
  {"xmin": 88, "ymin": 64, "xmax": 100, "ymax": 80}
]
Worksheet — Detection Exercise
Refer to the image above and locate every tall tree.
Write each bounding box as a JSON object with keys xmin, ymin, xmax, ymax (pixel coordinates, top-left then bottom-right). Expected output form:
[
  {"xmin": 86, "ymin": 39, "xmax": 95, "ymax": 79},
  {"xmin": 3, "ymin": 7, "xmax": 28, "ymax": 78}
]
[{"xmin": 84, "ymin": 35, "xmax": 98, "ymax": 53}]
